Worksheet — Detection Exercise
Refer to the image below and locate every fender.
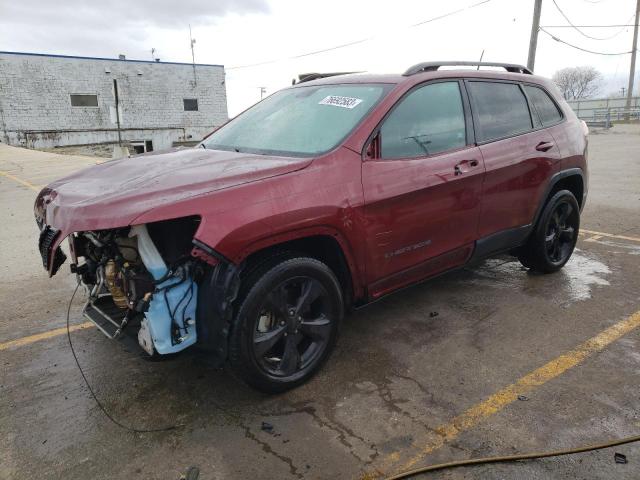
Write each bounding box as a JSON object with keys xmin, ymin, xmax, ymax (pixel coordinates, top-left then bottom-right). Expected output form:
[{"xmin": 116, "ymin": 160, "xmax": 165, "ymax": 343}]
[
  {"xmin": 532, "ymin": 167, "xmax": 585, "ymax": 227},
  {"xmin": 214, "ymin": 224, "xmax": 364, "ymax": 299}
]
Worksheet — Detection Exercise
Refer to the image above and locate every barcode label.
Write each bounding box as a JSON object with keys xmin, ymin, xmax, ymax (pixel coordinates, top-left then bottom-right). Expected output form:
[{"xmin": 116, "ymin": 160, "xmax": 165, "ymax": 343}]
[{"xmin": 318, "ymin": 95, "xmax": 363, "ymax": 109}]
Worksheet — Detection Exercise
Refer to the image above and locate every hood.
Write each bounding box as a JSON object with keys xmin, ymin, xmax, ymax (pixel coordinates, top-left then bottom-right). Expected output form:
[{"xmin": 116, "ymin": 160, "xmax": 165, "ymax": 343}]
[{"xmin": 41, "ymin": 147, "xmax": 312, "ymax": 232}]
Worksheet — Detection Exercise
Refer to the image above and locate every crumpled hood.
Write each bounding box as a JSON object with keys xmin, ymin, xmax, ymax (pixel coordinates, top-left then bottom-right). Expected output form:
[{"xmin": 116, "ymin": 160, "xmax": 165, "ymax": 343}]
[{"xmin": 41, "ymin": 147, "xmax": 312, "ymax": 232}]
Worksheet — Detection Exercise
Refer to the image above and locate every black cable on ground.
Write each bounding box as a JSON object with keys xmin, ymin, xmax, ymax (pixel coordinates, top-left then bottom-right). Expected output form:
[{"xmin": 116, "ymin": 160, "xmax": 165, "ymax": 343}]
[
  {"xmin": 385, "ymin": 434, "xmax": 640, "ymax": 479},
  {"xmin": 66, "ymin": 281, "xmax": 182, "ymax": 433}
]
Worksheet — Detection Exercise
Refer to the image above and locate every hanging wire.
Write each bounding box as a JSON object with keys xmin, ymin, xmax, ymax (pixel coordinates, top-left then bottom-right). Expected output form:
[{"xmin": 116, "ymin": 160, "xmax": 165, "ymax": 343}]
[
  {"xmin": 540, "ymin": 27, "xmax": 633, "ymax": 55},
  {"xmin": 552, "ymin": 0, "xmax": 635, "ymax": 40},
  {"xmin": 66, "ymin": 282, "xmax": 183, "ymax": 433}
]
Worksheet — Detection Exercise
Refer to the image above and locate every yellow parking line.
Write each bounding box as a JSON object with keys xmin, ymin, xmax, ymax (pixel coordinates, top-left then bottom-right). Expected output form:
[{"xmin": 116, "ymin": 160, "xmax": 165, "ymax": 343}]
[
  {"xmin": 0, "ymin": 170, "xmax": 41, "ymax": 192},
  {"xmin": 581, "ymin": 228, "xmax": 640, "ymax": 243},
  {"xmin": 371, "ymin": 310, "xmax": 640, "ymax": 478},
  {"xmin": 0, "ymin": 322, "xmax": 94, "ymax": 352},
  {"xmin": 584, "ymin": 234, "xmax": 603, "ymax": 242}
]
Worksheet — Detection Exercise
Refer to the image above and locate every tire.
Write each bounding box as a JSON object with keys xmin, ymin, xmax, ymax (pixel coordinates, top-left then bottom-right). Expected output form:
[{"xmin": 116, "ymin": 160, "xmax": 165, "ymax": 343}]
[
  {"xmin": 518, "ymin": 189, "xmax": 580, "ymax": 273},
  {"xmin": 229, "ymin": 256, "xmax": 343, "ymax": 393}
]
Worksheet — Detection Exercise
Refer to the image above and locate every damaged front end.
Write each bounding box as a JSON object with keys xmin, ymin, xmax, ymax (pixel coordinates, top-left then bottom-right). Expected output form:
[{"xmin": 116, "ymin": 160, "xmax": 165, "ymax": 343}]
[
  {"xmin": 39, "ymin": 214, "xmax": 237, "ymax": 359},
  {"xmin": 74, "ymin": 217, "xmax": 202, "ymax": 355}
]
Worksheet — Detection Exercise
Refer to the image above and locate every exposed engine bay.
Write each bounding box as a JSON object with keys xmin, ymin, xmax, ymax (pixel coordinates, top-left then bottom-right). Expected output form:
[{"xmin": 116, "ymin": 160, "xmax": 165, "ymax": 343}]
[{"xmin": 69, "ymin": 217, "xmax": 204, "ymax": 355}]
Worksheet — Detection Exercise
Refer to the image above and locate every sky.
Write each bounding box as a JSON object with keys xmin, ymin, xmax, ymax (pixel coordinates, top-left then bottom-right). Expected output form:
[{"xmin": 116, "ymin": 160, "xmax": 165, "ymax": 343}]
[{"xmin": 1, "ymin": 0, "xmax": 638, "ymax": 116}]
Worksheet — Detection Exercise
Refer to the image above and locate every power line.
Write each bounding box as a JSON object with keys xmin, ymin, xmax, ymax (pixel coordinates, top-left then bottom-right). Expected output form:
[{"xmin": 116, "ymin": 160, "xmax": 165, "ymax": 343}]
[
  {"xmin": 227, "ymin": 0, "xmax": 492, "ymax": 70},
  {"xmin": 586, "ymin": 15, "xmax": 636, "ymax": 40},
  {"xmin": 541, "ymin": 24, "xmax": 636, "ymax": 28},
  {"xmin": 552, "ymin": 0, "xmax": 633, "ymax": 40},
  {"xmin": 539, "ymin": 26, "xmax": 633, "ymax": 55}
]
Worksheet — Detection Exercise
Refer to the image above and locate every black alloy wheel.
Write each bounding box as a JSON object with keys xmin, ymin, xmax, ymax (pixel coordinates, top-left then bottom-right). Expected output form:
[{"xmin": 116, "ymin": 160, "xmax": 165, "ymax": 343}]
[
  {"xmin": 253, "ymin": 276, "xmax": 333, "ymax": 378},
  {"xmin": 544, "ymin": 201, "xmax": 578, "ymax": 264},
  {"xmin": 229, "ymin": 256, "xmax": 342, "ymax": 393},
  {"xmin": 518, "ymin": 189, "xmax": 580, "ymax": 273}
]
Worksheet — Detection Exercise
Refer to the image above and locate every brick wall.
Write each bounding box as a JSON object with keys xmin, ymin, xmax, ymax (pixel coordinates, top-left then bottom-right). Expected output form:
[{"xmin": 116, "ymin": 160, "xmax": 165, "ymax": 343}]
[{"xmin": 0, "ymin": 52, "xmax": 228, "ymax": 149}]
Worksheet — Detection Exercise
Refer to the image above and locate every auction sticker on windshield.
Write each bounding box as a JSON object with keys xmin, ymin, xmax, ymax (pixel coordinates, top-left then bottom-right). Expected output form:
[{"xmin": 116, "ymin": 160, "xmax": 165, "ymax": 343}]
[{"xmin": 318, "ymin": 95, "xmax": 363, "ymax": 109}]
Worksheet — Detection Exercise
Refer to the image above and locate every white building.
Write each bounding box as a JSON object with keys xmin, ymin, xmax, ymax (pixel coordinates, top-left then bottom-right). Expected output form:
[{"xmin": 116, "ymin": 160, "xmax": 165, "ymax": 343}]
[{"xmin": 0, "ymin": 51, "xmax": 228, "ymax": 153}]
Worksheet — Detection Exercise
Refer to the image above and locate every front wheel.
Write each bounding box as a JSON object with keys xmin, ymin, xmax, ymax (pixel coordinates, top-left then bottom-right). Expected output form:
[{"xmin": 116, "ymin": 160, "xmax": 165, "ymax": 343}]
[
  {"xmin": 518, "ymin": 190, "xmax": 580, "ymax": 273},
  {"xmin": 229, "ymin": 256, "xmax": 343, "ymax": 393}
]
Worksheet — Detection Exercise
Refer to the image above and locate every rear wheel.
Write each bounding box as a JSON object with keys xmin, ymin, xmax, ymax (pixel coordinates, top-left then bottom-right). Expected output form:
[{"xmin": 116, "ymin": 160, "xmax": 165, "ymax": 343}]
[
  {"xmin": 518, "ymin": 190, "xmax": 580, "ymax": 273},
  {"xmin": 229, "ymin": 256, "xmax": 343, "ymax": 393}
]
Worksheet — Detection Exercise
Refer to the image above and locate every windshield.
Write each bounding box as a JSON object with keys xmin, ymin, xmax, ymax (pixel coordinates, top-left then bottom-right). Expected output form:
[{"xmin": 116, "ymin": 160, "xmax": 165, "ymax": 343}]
[{"xmin": 202, "ymin": 83, "xmax": 391, "ymax": 157}]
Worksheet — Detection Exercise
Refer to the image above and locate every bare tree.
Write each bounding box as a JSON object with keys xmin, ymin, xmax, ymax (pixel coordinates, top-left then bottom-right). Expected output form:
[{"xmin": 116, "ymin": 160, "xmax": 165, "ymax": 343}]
[{"xmin": 552, "ymin": 66, "xmax": 602, "ymax": 100}]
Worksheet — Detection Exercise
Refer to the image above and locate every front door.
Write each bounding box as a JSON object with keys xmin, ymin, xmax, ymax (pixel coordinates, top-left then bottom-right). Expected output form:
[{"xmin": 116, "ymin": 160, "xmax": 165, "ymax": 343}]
[{"xmin": 362, "ymin": 80, "xmax": 484, "ymax": 298}]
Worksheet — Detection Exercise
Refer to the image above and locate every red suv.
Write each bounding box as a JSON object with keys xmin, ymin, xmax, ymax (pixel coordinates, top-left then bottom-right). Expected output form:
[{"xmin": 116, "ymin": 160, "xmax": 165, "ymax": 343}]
[{"xmin": 35, "ymin": 62, "xmax": 588, "ymax": 392}]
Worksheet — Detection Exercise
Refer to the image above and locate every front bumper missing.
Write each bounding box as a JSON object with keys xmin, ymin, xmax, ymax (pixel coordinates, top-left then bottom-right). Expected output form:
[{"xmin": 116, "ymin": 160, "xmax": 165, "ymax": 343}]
[
  {"xmin": 38, "ymin": 225, "xmax": 67, "ymax": 275},
  {"xmin": 83, "ymin": 294, "xmax": 146, "ymax": 352},
  {"xmin": 83, "ymin": 295, "xmax": 128, "ymax": 339}
]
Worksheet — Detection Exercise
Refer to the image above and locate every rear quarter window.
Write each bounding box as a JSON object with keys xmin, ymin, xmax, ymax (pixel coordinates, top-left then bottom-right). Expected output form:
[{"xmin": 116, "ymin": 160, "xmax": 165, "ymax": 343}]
[
  {"xmin": 524, "ymin": 85, "xmax": 563, "ymax": 126},
  {"xmin": 468, "ymin": 81, "xmax": 533, "ymax": 142}
]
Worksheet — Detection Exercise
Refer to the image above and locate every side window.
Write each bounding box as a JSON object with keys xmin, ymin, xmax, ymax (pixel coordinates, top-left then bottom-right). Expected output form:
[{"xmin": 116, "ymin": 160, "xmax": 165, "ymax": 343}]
[
  {"xmin": 380, "ymin": 81, "xmax": 466, "ymax": 159},
  {"xmin": 468, "ymin": 82, "xmax": 532, "ymax": 142},
  {"xmin": 524, "ymin": 85, "xmax": 563, "ymax": 126}
]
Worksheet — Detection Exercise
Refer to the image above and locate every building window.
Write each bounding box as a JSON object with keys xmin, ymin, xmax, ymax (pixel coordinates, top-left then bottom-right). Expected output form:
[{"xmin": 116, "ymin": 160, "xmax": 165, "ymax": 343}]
[
  {"xmin": 70, "ymin": 94, "xmax": 98, "ymax": 107},
  {"xmin": 183, "ymin": 98, "xmax": 198, "ymax": 111}
]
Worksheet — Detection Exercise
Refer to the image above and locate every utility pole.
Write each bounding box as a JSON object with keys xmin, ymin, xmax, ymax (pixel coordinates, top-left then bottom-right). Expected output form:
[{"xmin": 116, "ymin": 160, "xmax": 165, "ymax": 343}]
[
  {"xmin": 621, "ymin": 86, "xmax": 626, "ymax": 97},
  {"xmin": 113, "ymin": 79, "xmax": 122, "ymax": 147},
  {"xmin": 527, "ymin": 0, "xmax": 543, "ymax": 72},
  {"xmin": 625, "ymin": 0, "xmax": 640, "ymax": 118},
  {"xmin": 189, "ymin": 24, "xmax": 197, "ymax": 86},
  {"xmin": 259, "ymin": 87, "xmax": 266, "ymax": 99}
]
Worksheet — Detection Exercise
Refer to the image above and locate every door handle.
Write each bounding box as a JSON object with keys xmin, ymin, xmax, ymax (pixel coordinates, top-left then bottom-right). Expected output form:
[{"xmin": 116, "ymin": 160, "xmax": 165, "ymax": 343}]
[
  {"xmin": 535, "ymin": 141, "xmax": 554, "ymax": 152},
  {"xmin": 454, "ymin": 159, "xmax": 479, "ymax": 175}
]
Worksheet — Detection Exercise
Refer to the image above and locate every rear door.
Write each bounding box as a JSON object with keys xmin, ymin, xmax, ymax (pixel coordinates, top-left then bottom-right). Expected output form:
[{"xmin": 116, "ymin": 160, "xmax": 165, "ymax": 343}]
[
  {"xmin": 466, "ymin": 80, "xmax": 562, "ymax": 242},
  {"xmin": 362, "ymin": 80, "xmax": 484, "ymax": 298}
]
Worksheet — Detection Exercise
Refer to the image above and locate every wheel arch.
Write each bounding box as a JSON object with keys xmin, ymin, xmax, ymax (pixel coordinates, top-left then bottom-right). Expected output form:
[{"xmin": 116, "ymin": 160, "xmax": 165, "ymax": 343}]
[
  {"xmin": 534, "ymin": 168, "xmax": 585, "ymax": 227},
  {"xmin": 239, "ymin": 231, "xmax": 361, "ymax": 309}
]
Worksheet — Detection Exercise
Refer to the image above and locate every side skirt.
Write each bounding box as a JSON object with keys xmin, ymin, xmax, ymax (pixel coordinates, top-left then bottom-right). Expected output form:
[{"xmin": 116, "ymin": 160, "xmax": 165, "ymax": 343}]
[{"xmin": 468, "ymin": 224, "xmax": 533, "ymax": 263}]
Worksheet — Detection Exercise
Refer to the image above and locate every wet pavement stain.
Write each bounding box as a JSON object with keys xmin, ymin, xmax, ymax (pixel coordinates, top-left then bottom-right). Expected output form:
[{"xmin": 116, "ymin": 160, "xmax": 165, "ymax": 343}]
[
  {"xmin": 560, "ymin": 249, "xmax": 611, "ymax": 302},
  {"xmin": 463, "ymin": 249, "xmax": 611, "ymax": 304}
]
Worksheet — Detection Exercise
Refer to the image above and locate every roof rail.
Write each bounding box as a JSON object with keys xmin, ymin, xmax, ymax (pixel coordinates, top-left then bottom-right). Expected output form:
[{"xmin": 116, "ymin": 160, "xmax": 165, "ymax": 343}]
[
  {"xmin": 403, "ymin": 61, "xmax": 532, "ymax": 76},
  {"xmin": 293, "ymin": 72, "xmax": 360, "ymax": 84}
]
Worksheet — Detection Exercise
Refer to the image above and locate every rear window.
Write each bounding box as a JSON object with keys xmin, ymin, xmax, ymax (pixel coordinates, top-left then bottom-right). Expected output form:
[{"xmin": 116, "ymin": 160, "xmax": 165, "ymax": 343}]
[
  {"xmin": 468, "ymin": 82, "xmax": 532, "ymax": 142},
  {"xmin": 524, "ymin": 85, "xmax": 563, "ymax": 126}
]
